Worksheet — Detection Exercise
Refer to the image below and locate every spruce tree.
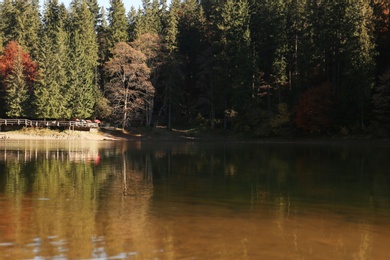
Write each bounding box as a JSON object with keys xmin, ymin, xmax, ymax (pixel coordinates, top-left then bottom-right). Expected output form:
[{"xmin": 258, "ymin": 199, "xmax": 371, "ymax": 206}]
[
  {"xmin": 372, "ymin": 69, "xmax": 390, "ymax": 135},
  {"xmin": 165, "ymin": 0, "xmax": 180, "ymax": 52},
  {"xmin": 342, "ymin": 0, "xmax": 376, "ymax": 129},
  {"xmin": 0, "ymin": 0, "xmax": 41, "ymax": 59},
  {"xmin": 97, "ymin": 7, "xmax": 110, "ymax": 91},
  {"xmin": 158, "ymin": 0, "xmax": 182, "ymax": 129},
  {"xmin": 177, "ymin": 0, "xmax": 208, "ymax": 122},
  {"xmin": 0, "ymin": 0, "xmax": 17, "ymax": 45},
  {"xmin": 86, "ymin": 0, "xmax": 101, "ymax": 30},
  {"xmin": 127, "ymin": 7, "xmax": 138, "ymax": 41},
  {"xmin": 107, "ymin": 0, "xmax": 128, "ymax": 49},
  {"xmin": 67, "ymin": 0, "xmax": 99, "ymax": 118},
  {"xmin": 135, "ymin": 0, "xmax": 165, "ymax": 38},
  {"xmin": 212, "ymin": 0, "xmax": 252, "ymax": 128},
  {"xmin": 4, "ymin": 53, "xmax": 28, "ymax": 117},
  {"xmin": 34, "ymin": 0, "xmax": 70, "ymax": 119},
  {"xmin": 0, "ymin": 41, "xmax": 37, "ymax": 118}
]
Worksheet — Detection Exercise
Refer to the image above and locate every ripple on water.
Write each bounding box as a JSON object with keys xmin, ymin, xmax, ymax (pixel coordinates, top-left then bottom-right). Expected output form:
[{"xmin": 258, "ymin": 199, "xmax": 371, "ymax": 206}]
[{"xmin": 0, "ymin": 242, "xmax": 13, "ymax": 247}]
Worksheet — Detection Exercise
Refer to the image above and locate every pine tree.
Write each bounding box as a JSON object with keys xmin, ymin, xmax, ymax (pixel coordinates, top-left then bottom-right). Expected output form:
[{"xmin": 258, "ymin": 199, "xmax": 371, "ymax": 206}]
[
  {"xmin": 285, "ymin": 0, "xmax": 306, "ymax": 91},
  {"xmin": 342, "ymin": 0, "xmax": 376, "ymax": 129},
  {"xmin": 159, "ymin": 0, "xmax": 182, "ymax": 129},
  {"xmin": 212, "ymin": 0, "xmax": 252, "ymax": 128},
  {"xmin": 127, "ymin": 7, "xmax": 138, "ymax": 41},
  {"xmin": 165, "ymin": 0, "xmax": 180, "ymax": 52},
  {"xmin": 97, "ymin": 6, "xmax": 110, "ymax": 90},
  {"xmin": 107, "ymin": 0, "xmax": 128, "ymax": 49},
  {"xmin": 372, "ymin": 68, "xmax": 390, "ymax": 135},
  {"xmin": 0, "ymin": 42, "xmax": 37, "ymax": 117},
  {"xmin": 135, "ymin": 0, "xmax": 165, "ymax": 38},
  {"xmin": 34, "ymin": 0, "xmax": 70, "ymax": 119},
  {"xmin": 4, "ymin": 53, "xmax": 28, "ymax": 117},
  {"xmin": 177, "ymin": 0, "xmax": 209, "ymax": 122},
  {"xmin": 0, "ymin": 0, "xmax": 17, "ymax": 45},
  {"xmin": 86, "ymin": 0, "xmax": 101, "ymax": 30},
  {"xmin": 67, "ymin": 0, "xmax": 99, "ymax": 118},
  {"xmin": 34, "ymin": 33, "xmax": 64, "ymax": 119},
  {"xmin": 0, "ymin": 0, "xmax": 41, "ymax": 59},
  {"xmin": 372, "ymin": 0, "xmax": 390, "ymax": 74}
]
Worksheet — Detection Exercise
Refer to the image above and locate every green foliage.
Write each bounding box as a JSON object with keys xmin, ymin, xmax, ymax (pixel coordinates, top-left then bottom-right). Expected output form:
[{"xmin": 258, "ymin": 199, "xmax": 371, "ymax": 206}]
[
  {"xmin": 371, "ymin": 69, "xmax": 390, "ymax": 135},
  {"xmin": 341, "ymin": 0, "xmax": 376, "ymax": 128},
  {"xmin": 135, "ymin": 0, "xmax": 164, "ymax": 37},
  {"xmin": 0, "ymin": 0, "xmax": 41, "ymax": 59},
  {"xmin": 108, "ymin": 0, "xmax": 128, "ymax": 48},
  {"xmin": 270, "ymin": 103, "xmax": 291, "ymax": 128},
  {"xmin": 4, "ymin": 52, "xmax": 29, "ymax": 117},
  {"xmin": 0, "ymin": 0, "xmax": 388, "ymax": 137},
  {"xmin": 34, "ymin": 0, "xmax": 70, "ymax": 119},
  {"xmin": 67, "ymin": 1, "xmax": 99, "ymax": 118},
  {"xmin": 93, "ymin": 95, "xmax": 112, "ymax": 119}
]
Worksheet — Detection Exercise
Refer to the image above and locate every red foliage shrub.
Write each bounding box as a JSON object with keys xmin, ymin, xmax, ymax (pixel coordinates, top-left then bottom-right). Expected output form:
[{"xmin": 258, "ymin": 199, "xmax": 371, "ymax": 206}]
[
  {"xmin": 295, "ymin": 83, "xmax": 335, "ymax": 133},
  {"xmin": 0, "ymin": 41, "xmax": 37, "ymax": 88}
]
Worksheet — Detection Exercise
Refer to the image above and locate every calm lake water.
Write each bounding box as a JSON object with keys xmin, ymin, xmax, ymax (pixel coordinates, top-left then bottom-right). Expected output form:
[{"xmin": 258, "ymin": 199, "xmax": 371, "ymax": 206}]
[{"xmin": 0, "ymin": 139, "xmax": 390, "ymax": 259}]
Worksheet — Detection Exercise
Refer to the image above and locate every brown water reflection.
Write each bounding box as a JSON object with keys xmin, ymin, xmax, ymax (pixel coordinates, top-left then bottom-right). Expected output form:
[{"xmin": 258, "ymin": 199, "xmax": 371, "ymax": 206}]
[{"xmin": 0, "ymin": 140, "xmax": 390, "ymax": 259}]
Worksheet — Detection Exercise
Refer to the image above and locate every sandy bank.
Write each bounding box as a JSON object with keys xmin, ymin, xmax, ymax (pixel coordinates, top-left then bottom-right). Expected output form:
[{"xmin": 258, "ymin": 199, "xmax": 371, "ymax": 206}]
[{"xmin": 0, "ymin": 130, "xmax": 117, "ymax": 141}]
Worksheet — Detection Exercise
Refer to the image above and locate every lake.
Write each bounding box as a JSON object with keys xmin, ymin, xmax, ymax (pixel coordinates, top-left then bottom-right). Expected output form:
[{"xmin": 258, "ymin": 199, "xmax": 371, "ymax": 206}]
[{"xmin": 0, "ymin": 139, "xmax": 390, "ymax": 259}]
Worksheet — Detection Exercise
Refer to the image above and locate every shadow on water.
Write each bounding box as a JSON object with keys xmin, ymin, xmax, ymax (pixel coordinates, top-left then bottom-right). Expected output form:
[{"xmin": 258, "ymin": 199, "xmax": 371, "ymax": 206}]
[{"xmin": 0, "ymin": 140, "xmax": 390, "ymax": 259}]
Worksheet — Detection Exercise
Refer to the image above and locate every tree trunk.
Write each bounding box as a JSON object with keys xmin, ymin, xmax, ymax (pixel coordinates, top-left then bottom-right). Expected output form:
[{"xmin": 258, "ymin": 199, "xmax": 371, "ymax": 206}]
[{"xmin": 123, "ymin": 81, "xmax": 128, "ymax": 130}]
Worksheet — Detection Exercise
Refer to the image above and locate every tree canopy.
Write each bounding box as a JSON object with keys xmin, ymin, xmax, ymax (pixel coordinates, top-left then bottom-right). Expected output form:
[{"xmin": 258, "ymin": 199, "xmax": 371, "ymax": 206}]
[{"xmin": 0, "ymin": 0, "xmax": 389, "ymax": 136}]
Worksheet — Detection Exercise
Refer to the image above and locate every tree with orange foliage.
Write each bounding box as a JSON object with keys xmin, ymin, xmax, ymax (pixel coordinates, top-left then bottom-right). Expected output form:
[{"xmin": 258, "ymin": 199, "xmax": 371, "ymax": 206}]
[
  {"xmin": 104, "ymin": 42, "xmax": 154, "ymax": 129},
  {"xmin": 295, "ymin": 84, "xmax": 335, "ymax": 134},
  {"xmin": 0, "ymin": 41, "xmax": 37, "ymax": 117}
]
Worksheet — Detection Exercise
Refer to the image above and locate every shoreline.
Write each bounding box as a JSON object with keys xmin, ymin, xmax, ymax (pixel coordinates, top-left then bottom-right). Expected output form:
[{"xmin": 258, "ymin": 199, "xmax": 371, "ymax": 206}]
[
  {"xmin": 0, "ymin": 130, "xmax": 118, "ymax": 141},
  {"xmin": 1, "ymin": 127, "xmax": 389, "ymax": 144}
]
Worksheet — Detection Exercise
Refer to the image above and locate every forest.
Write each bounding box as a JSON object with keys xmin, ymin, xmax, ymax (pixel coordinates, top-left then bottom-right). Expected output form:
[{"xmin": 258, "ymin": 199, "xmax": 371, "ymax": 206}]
[{"xmin": 0, "ymin": 0, "xmax": 390, "ymax": 137}]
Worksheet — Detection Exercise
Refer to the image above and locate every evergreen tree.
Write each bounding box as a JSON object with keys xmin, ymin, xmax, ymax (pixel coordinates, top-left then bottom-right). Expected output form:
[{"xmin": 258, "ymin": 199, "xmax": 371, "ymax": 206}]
[
  {"xmin": 97, "ymin": 6, "xmax": 110, "ymax": 90},
  {"xmin": 0, "ymin": 42, "xmax": 37, "ymax": 117},
  {"xmin": 4, "ymin": 52, "xmax": 29, "ymax": 117},
  {"xmin": 159, "ymin": 0, "xmax": 182, "ymax": 129},
  {"xmin": 0, "ymin": 0, "xmax": 17, "ymax": 45},
  {"xmin": 86, "ymin": 0, "xmax": 101, "ymax": 30},
  {"xmin": 342, "ymin": 0, "xmax": 376, "ymax": 129},
  {"xmin": 67, "ymin": 0, "xmax": 99, "ymax": 118},
  {"xmin": 285, "ymin": 0, "xmax": 306, "ymax": 92},
  {"xmin": 372, "ymin": 68, "xmax": 390, "ymax": 135},
  {"xmin": 107, "ymin": 0, "xmax": 128, "ymax": 49},
  {"xmin": 250, "ymin": 0, "xmax": 289, "ymax": 110},
  {"xmin": 372, "ymin": 0, "xmax": 390, "ymax": 74},
  {"xmin": 127, "ymin": 7, "xmax": 138, "ymax": 41},
  {"xmin": 177, "ymin": 0, "xmax": 208, "ymax": 122},
  {"xmin": 34, "ymin": 0, "xmax": 70, "ymax": 119},
  {"xmin": 34, "ymin": 33, "xmax": 64, "ymax": 119},
  {"xmin": 0, "ymin": 0, "xmax": 41, "ymax": 59},
  {"xmin": 165, "ymin": 0, "xmax": 180, "ymax": 52},
  {"xmin": 212, "ymin": 0, "xmax": 252, "ymax": 128},
  {"xmin": 135, "ymin": 0, "xmax": 165, "ymax": 37}
]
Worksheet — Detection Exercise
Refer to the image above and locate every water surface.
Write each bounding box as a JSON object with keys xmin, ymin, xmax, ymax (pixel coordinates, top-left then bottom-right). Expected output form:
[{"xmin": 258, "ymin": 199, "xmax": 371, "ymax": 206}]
[{"xmin": 0, "ymin": 139, "xmax": 390, "ymax": 259}]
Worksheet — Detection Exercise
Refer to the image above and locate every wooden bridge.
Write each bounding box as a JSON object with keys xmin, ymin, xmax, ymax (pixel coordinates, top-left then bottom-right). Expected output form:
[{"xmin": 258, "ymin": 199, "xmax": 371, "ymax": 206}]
[{"xmin": 0, "ymin": 119, "xmax": 99, "ymax": 130}]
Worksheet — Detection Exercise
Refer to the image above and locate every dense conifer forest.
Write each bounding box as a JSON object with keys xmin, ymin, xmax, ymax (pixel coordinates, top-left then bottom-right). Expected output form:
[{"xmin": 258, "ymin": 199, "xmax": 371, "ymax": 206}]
[{"xmin": 1, "ymin": 0, "xmax": 390, "ymax": 137}]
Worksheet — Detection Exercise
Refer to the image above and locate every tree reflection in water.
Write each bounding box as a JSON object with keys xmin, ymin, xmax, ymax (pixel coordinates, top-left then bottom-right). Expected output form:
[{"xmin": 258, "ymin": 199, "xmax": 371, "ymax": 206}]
[
  {"xmin": 0, "ymin": 140, "xmax": 390, "ymax": 259},
  {"xmin": 0, "ymin": 140, "xmax": 156, "ymax": 259}
]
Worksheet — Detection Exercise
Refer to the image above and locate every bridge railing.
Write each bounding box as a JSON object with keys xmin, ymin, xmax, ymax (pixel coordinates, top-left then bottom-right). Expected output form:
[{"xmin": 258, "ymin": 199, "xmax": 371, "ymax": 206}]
[{"xmin": 0, "ymin": 119, "xmax": 99, "ymax": 128}]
